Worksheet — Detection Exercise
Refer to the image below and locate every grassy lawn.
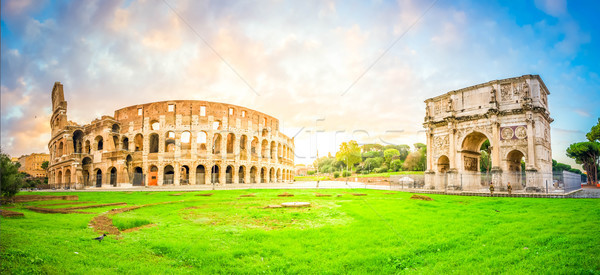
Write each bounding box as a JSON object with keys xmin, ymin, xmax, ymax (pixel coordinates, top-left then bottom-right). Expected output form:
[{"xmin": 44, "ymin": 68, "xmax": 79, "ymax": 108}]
[{"xmin": 1, "ymin": 190, "xmax": 599, "ymax": 274}]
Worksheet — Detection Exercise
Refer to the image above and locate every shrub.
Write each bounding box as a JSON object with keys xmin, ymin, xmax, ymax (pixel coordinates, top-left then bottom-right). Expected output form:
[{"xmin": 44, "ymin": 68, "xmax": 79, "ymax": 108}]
[
  {"xmin": 333, "ymin": 172, "xmax": 340, "ymax": 178},
  {"xmin": 342, "ymin": 171, "xmax": 352, "ymax": 177},
  {"xmin": 307, "ymin": 170, "xmax": 316, "ymax": 175}
]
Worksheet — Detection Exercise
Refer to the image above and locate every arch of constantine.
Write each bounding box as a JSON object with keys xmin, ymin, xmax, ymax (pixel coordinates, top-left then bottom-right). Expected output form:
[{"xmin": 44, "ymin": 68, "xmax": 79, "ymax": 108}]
[
  {"xmin": 424, "ymin": 75, "xmax": 553, "ymax": 192},
  {"xmin": 48, "ymin": 82, "xmax": 295, "ymax": 189}
]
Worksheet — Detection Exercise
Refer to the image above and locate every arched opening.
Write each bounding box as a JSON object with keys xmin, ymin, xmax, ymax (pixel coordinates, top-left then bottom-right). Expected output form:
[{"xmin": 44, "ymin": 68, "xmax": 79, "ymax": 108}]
[
  {"xmin": 82, "ymin": 157, "xmax": 92, "ymax": 186},
  {"xmin": 95, "ymin": 169, "xmax": 102, "ymax": 187},
  {"xmin": 58, "ymin": 142, "xmax": 64, "ymax": 156},
  {"xmin": 197, "ymin": 131, "xmax": 208, "ymax": 155},
  {"xmin": 64, "ymin": 169, "xmax": 71, "ymax": 189},
  {"xmin": 180, "ymin": 165, "xmax": 190, "ymax": 185},
  {"xmin": 133, "ymin": 167, "xmax": 143, "ymax": 186},
  {"xmin": 438, "ymin": 155, "xmax": 450, "ymax": 173},
  {"xmin": 113, "ymin": 135, "xmax": 119, "ymax": 150},
  {"xmin": 95, "ymin": 136, "xmax": 104, "ymax": 151},
  {"xmin": 261, "ymin": 167, "xmax": 267, "ymax": 183},
  {"xmin": 73, "ymin": 130, "xmax": 84, "ymax": 154},
  {"xmin": 110, "ymin": 167, "xmax": 117, "ymax": 187},
  {"xmin": 149, "ymin": 133, "xmax": 159, "ymax": 153},
  {"xmin": 270, "ymin": 167, "xmax": 275, "ymax": 182},
  {"xmin": 213, "ymin": 134, "xmax": 222, "ymax": 155},
  {"xmin": 165, "ymin": 131, "xmax": 176, "ymax": 152},
  {"xmin": 251, "ymin": 137, "xmax": 258, "ymax": 158},
  {"xmin": 460, "ymin": 132, "xmax": 490, "ymax": 172},
  {"xmin": 250, "ymin": 166, "xmax": 257, "ymax": 183},
  {"xmin": 149, "ymin": 166, "xmax": 158, "ymax": 186},
  {"xmin": 506, "ymin": 150, "xmax": 526, "ymax": 189},
  {"xmin": 226, "ymin": 133, "xmax": 235, "ymax": 154},
  {"xmin": 112, "ymin": 124, "xmax": 120, "ymax": 134},
  {"xmin": 277, "ymin": 168, "xmax": 281, "ymax": 182},
  {"xmin": 57, "ymin": 171, "xmax": 63, "ymax": 188},
  {"xmin": 226, "ymin": 165, "xmax": 233, "ymax": 184},
  {"xmin": 151, "ymin": 120, "xmax": 160, "ymax": 131},
  {"xmin": 84, "ymin": 140, "xmax": 91, "ymax": 154},
  {"xmin": 163, "ymin": 165, "xmax": 174, "ymax": 184},
  {"xmin": 122, "ymin": 137, "xmax": 129, "ymax": 151},
  {"xmin": 213, "ymin": 121, "xmax": 221, "ymax": 130},
  {"xmin": 240, "ymin": 135, "xmax": 248, "ymax": 159},
  {"xmin": 196, "ymin": 165, "xmax": 205, "ymax": 184},
  {"xmin": 134, "ymin": 134, "xmax": 144, "ymax": 151},
  {"xmin": 261, "ymin": 140, "xmax": 269, "ymax": 159},
  {"xmin": 262, "ymin": 128, "xmax": 268, "ymax": 137},
  {"xmin": 211, "ymin": 165, "xmax": 220, "ymax": 183},
  {"xmin": 238, "ymin": 166, "xmax": 245, "ymax": 184},
  {"xmin": 181, "ymin": 131, "xmax": 191, "ymax": 151}
]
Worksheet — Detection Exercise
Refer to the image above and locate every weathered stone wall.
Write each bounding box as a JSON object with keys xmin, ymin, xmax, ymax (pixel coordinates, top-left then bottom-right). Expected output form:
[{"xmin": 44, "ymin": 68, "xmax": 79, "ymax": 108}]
[
  {"xmin": 424, "ymin": 75, "xmax": 553, "ymax": 192},
  {"xmin": 47, "ymin": 82, "xmax": 295, "ymax": 189}
]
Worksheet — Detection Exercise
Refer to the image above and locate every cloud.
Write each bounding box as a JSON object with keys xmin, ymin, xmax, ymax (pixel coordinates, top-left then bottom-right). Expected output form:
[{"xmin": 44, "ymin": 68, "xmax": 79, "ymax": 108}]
[
  {"xmin": 1, "ymin": 0, "xmax": 599, "ymax": 166},
  {"xmin": 534, "ymin": 0, "xmax": 567, "ymax": 17}
]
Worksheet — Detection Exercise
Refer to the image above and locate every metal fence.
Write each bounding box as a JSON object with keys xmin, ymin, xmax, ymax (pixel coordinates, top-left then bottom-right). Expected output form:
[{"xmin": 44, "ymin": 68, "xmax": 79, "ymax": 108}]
[{"xmin": 390, "ymin": 171, "xmax": 583, "ymax": 194}]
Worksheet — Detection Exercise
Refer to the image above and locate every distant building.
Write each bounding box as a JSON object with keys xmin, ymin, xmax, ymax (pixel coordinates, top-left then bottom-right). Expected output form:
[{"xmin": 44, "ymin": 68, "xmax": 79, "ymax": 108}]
[
  {"xmin": 295, "ymin": 164, "xmax": 315, "ymax": 176},
  {"xmin": 18, "ymin": 153, "xmax": 49, "ymax": 178}
]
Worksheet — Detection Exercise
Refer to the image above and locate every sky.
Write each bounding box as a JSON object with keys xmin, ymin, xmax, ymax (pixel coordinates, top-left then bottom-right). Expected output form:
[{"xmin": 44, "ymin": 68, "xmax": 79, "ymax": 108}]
[{"xmin": 1, "ymin": 0, "xmax": 599, "ymax": 168}]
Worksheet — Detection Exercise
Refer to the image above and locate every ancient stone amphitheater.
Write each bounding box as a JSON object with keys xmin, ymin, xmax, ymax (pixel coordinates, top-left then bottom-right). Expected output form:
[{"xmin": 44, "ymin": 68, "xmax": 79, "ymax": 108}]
[{"xmin": 48, "ymin": 82, "xmax": 295, "ymax": 189}]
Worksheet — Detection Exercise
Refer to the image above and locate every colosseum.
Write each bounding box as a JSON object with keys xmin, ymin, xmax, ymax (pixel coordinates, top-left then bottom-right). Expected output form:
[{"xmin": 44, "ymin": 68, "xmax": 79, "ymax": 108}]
[{"xmin": 48, "ymin": 82, "xmax": 295, "ymax": 189}]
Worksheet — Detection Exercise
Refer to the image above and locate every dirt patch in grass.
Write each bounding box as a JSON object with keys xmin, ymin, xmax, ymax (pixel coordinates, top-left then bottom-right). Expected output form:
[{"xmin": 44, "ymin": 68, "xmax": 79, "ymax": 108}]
[
  {"xmin": 121, "ymin": 223, "xmax": 157, "ymax": 233},
  {"xmin": 278, "ymin": 192, "xmax": 294, "ymax": 197},
  {"xmin": 14, "ymin": 195, "xmax": 79, "ymax": 202},
  {"xmin": 239, "ymin": 194, "xmax": 256, "ymax": 197},
  {"xmin": 315, "ymin": 193, "xmax": 332, "ymax": 197},
  {"xmin": 37, "ymin": 201, "xmax": 94, "ymax": 207},
  {"xmin": 410, "ymin": 194, "xmax": 433, "ymax": 201},
  {"xmin": 195, "ymin": 193, "xmax": 213, "ymax": 197},
  {"xmin": 383, "ymin": 193, "xmax": 397, "ymax": 195},
  {"xmin": 264, "ymin": 205, "xmax": 283, "ymax": 209},
  {"xmin": 90, "ymin": 215, "xmax": 121, "ymax": 235},
  {"xmin": 352, "ymin": 193, "xmax": 367, "ymax": 196},
  {"xmin": 25, "ymin": 206, "xmax": 94, "ymax": 214},
  {"xmin": 1, "ymin": 209, "xmax": 24, "ymax": 218},
  {"xmin": 64, "ymin": 202, "xmax": 127, "ymax": 210}
]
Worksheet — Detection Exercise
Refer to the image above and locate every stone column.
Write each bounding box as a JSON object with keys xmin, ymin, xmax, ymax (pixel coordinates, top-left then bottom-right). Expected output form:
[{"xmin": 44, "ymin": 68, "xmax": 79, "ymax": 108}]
[
  {"xmin": 174, "ymin": 163, "xmax": 180, "ymax": 185},
  {"xmin": 233, "ymin": 136, "xmax": 240, "ymax": 161},
  {"xmin": 205, "ymin": 165, "xmax": 212, "ymax": 185},
  {"xmin": 220, "ymin": 134, "xmax": 227, "ymax": 160},
  {"xmin": 244, "ymin": 168, "xmax": 250, "ymax": 184},
  {"xmin": 526, "ymin": 115, "xmax": 536, "ymax": 170},
  {"xmin": 218, "ymin": 165, "xmax": 226, "ymax": 184},
  {"xmin": 232, "ymin": 166, "xmax": 238, "ymax": 184},
  {"xmin": 189, "ymin": 166, "xmax": 197, "ymax": 185}
]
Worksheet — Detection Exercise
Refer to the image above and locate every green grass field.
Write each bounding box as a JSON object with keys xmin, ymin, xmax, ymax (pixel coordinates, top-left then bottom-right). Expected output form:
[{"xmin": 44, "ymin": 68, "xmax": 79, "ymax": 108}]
[{"xmin": 1, "ymin": 190, "xmax": 599, "ymax": 274}]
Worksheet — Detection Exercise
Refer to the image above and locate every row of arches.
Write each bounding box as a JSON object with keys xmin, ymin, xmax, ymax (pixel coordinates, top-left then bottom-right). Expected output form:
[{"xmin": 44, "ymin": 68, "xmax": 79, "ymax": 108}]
[
  {"xmin": 53, "ymin": 130, "xmax": 294, "ymax": 163},
  {"xmin": 76, "ymin": 164, "xmax": 294, "ymax": 187}
]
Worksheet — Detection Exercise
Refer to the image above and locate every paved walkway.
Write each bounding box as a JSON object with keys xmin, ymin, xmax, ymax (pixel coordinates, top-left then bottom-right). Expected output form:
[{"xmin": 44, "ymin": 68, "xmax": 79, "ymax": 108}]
[{"xmin": 36, "ymin": 181, "xmax": 599, "ymax": 198}]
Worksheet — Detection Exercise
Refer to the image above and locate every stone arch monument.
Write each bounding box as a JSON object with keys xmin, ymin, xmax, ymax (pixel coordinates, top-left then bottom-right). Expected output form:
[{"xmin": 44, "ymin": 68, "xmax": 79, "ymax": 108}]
[{"xmin": 424, "ymin": 75, "xmax": 553, "ymax": 192}]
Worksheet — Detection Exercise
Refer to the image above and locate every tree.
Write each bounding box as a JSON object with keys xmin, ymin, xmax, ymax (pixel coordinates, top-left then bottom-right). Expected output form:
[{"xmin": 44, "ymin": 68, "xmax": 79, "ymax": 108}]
[
  {"xmin": 586, "ymin": 118, "xmax": 600, "ymax": 142},
  {"xmin": 0, "ymin": 150, "xmax": 24, "ymax": 200},
  {"xmin": 566, "ymin": 142, "xmax": 599, "ymax": 185},
  {"xmin": 403, "ymin": 151, "xmax": 426, "ymax": 171},
  {"xmin": 336, "ymin": 141, "xmax": 361, "ymax": 172},
  {"xmin": 364, "ymin": 157, "xmax": 384, "ymax": 172},
  {"xmin": 390, "ymin": 159, "xmax": 403, "ymax": 171},
  {"xmin": 414, "ymin": 143, "xmax": 426, "ymax": 151},
  {"xmin": 362, "ymin": 150, "xmax": 383, "ymax": 160},
  {"xmin": 384, "ymin": 149, "xmax": 400, "ymax": 166},
  {"xmin": 361, "ymin": 144, "xmax": 383, "ymax": 153},
  {"xmin": 41, "ymin": 161, "xmax": 49, "ymax": 171}
]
